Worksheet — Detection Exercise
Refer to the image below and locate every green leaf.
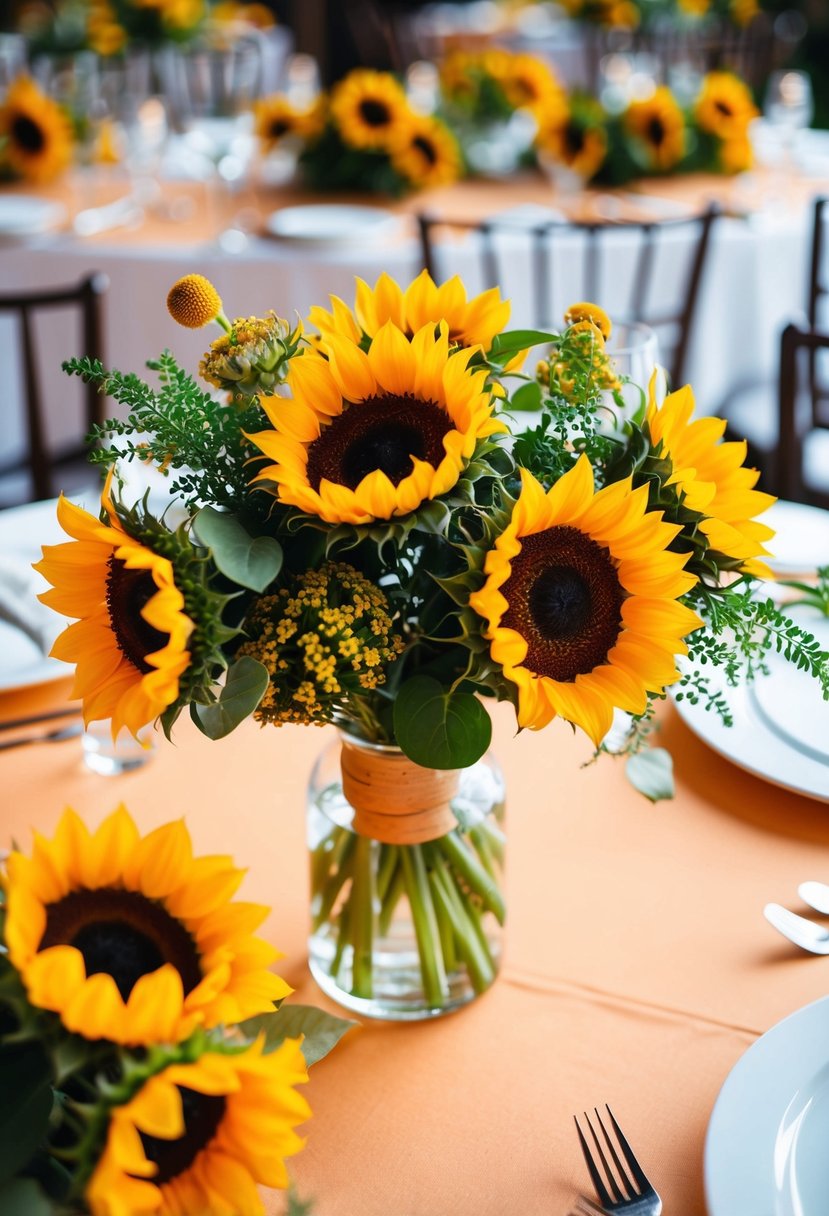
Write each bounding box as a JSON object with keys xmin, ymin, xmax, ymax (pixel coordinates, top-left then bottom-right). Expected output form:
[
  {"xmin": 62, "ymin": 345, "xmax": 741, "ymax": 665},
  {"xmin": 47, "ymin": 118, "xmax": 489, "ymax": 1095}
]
[
  {"xmin": 626, "ymin": 748, "xmax": 675, "ymax": 803},
  {"xmin": 488, "ymin": 329, "xmax": 557, "ymax": 363},
  {"xmin": 393, "ymin": 675, "xmax": 492, "ymax": 770},
  {"xmin": 193, "ymin": 657, "xmax": 269, "ymax": 740},
  {"xmin": 0, "ymin": 1178, "xmax": 51, "ymax": 1216},
  {"xmin": 194, "ymin": 506, "xmax": 282, "ymax": 592},
  {"xmin": 237, "ymin": 1005, "xmax": 357, "ymax": 1067},
  {"xmin": 0, "ymin": 1043, "xmax": 53, "ymax": 1184},
  {"xmin": 508, "ymin": 381, "xmax": 542, "ymax": 412}
]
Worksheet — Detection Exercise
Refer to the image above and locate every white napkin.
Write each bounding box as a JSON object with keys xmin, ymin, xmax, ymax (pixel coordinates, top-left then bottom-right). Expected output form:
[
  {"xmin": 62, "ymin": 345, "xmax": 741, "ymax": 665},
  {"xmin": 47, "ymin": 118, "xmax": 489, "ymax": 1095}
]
[{"xmin": 0, "ymin": 555, "xmax": 61, "ymax": 654}]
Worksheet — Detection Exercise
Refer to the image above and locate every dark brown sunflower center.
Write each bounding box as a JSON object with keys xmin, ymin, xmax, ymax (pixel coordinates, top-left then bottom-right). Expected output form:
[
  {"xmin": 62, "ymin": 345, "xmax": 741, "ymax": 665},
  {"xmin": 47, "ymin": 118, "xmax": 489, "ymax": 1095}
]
[
  {"xmin": 12, "ymin": 115, "xmax": 45, "ymax": 153},
  {"xmin": 270, "ymin": 117, "xmax": 292, "ymax": 137},
  {"xmin": 139, "ymin": 1087, "xmax": 226, "ymax": 1186},
  {"xmin": 647, "ymin": 117, "xmax": 666, "ymax": 146},
  {"xmin": 565, "ymin": 121, "xmax": 585, "ymax": 156},
  {"xmin": 359, "ymin": 98, "xmax": 390, "ymax": 127},
  {"xmin": 305, "ymin": 393, "xmax": 453, "ymax": 491},
  {"xmin": 714, "ymin": 99, "xmax": 733, "ymax": 116},
  {"xmin": 413, "ymin": 135, "xmax": 438, "ymax": 165},
  {"xmin": 106, "ymin": 555, "xmax": 169, "ymax": 674},
  {"xmin": 39, "ymin": 888, "xmax": 202, "ymax": 1002},
  {"xmin": 501, "ymin": 525, "xmax": 624, "ymax": 682}
]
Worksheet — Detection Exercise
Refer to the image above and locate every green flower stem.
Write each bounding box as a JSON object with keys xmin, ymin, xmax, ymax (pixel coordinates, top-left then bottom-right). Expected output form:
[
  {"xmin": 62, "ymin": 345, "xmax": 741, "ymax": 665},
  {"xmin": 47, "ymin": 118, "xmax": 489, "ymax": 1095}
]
[
  {"xmin": 469, "ymin": 825, "xmax": 497, "ymax": 881},
  {"xmin": 428, "ymin": 852, "xmax": 495, "ymax": 995},
  {"xmin": 401, "ymin": 846, "xmax": 448, "ymax": 1007},
  {"xmin": 478, "ymin": 818, "xmax": 506, "ymax": 866},
  {"xmin": 376, "ymin": 844, "xmax": 399, "ymax": 903},
  {"xmin": 438, "ymin": 830, "xmax": 506, "ymax": 925},
  {"xmin": 312, "ymin": 832, "xmax": 356, "ymax": 931},
  {"xmin": 351, "ymin": 835, "xmax": 376, "ymax": 999},
  {"xmin": 378, "ymin": 863, "xmax": 406, "ymax": 938},
  {"xmin": 331, "ymin": 899, "xmax": 351, "ymax": 979},
  {"xmin": 428, "ymin": 868, "xmax": 458, "ymax": 975}
]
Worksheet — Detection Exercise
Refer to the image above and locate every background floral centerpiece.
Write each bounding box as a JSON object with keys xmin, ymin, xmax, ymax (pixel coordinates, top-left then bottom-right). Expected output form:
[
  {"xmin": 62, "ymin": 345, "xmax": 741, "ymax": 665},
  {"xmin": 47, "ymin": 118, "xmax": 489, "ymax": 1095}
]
[
  {"xmin": 256, "ymin": 68, "xmax": 461, "ymax": 196},
  {"xmin": 35, "ymin": 272, "xmax": 829, "ymax": 1020},
  {"xmin": 0, "ymin": 75, "xmax": 74, "ymax": 183},
  {"xmin": 0, "ymin": 804, "xmax": 353, "ymax": 1215}
]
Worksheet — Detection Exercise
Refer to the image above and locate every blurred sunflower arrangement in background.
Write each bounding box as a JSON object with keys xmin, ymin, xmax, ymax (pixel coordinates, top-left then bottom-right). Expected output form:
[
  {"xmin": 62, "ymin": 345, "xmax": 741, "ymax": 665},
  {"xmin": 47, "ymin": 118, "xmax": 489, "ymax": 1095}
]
[
  {"xmin": 0, "ymin": 804, "xmax": 354, "ymax": 1214},
  {"xmin": 557, "ymin": 0, "xmax": 765, "ymax": 28},
  {"xmin": 256, "ymin": 67, "xmax": 461, "ymax": 196},
  {"xmin": 0, "ymin": 75, "xmax": 73, "ymax": 183}
]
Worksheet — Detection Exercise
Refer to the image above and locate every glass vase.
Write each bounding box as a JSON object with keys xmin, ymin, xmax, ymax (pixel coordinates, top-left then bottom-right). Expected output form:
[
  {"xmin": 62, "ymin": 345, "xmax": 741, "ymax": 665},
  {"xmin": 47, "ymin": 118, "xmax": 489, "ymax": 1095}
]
[{"xmin": 307, "ymin": 733, "xmax": 506, "ymax": 1021}]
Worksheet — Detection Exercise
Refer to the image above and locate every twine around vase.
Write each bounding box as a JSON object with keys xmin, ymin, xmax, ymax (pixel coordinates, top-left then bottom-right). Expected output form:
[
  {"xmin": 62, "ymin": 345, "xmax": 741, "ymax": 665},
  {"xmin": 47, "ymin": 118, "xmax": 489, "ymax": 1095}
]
[{"xmin": 340, "ymin": 738, "xmax": 459, "ymax": 845}]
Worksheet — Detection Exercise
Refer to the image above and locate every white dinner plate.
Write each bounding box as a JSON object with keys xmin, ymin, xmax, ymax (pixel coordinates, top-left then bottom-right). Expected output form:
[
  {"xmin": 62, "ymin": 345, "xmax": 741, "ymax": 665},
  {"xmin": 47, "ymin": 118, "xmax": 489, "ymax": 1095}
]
[
  {"xmin": 0, "ymin": 195, "xmax": 66, "ymax": 240},
  {"xmin": 764, "ymin": 499, "xmax": 829, "ymax": 575},
  {"xmin": 705, "ymin": 995, "xmax": 829, "ymax": 1216},
  {"xmin": 673, "ymin": 608, "xmax": 829, "ymax": 804},
  {"xmin": 263, "ymin": 203, "xmax": 406, "ymax": 248}
]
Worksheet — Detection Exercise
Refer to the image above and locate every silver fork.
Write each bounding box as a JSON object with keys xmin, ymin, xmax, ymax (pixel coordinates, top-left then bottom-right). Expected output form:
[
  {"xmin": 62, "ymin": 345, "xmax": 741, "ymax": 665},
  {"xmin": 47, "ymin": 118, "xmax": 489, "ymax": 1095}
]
[{"xmin": 574, "ymin": 1106, "xmax": 662, "ymax": 1215}]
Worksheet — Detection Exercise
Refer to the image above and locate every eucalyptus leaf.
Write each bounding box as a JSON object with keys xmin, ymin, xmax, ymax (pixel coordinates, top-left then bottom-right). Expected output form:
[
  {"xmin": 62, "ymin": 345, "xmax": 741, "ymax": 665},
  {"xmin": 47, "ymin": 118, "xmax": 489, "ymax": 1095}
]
[
  {"xmin": 509, "ymin": 381, "xmax": 542, "ymax": 412},
  {"xmin": 0, "ymin": 1178, "xmax": 51, "ymax": 1216},
  {"xmin": 194, "ymin": 506, "xmax": 282, "ymax": 592},
  {"xmin": 393, "ymin": 676, "xmax": 492, "ymax": 770},
  {"xmin": 0, "ymin": 1043, "xmax": 53, "ymax": 1184},
  {"xmin": 237, "ymin": 1005, "xmax": 357, "ymax": 1067},
  {"xmin": 489, "ymin": 329, "xmax": 557, "ymax": 363},
  {"xmin": 193, "ymin": 657, "xmax": 269, "ymax": 740},
  {"xmin": 626, "ymin": 748, "xmax": 674, "ymax": 803}
]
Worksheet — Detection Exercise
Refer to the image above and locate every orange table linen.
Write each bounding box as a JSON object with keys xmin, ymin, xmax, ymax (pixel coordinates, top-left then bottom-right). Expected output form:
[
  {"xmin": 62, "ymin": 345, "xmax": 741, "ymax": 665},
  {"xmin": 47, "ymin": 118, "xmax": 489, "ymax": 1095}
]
[{"xmin": 4, "ymin": 701, "xmax": 829, "ymax": 1215}]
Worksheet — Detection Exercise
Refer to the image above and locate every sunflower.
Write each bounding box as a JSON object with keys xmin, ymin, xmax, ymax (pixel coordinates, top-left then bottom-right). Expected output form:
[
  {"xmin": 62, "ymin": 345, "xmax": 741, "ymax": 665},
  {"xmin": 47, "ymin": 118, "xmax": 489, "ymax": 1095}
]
[
  {"xmin": 624, "ymin": 87, "xmax": 686, "ymax": 172},
  {"xmin": 391, "ymin": 114, "xmax": 461, "ymax": 189},
  {"xmin": 254, "ymin": 94, "xmax": 325, "ymax": 150},
  {"xmin": 329, "ymin": 68, "xmax": 412, "ymax": 151},
  {"xmin": 0, "ymin": 76, "xmax": 73, "ymax": 184},
  {"xmin": 34, "ymin": 484, "xmax": 193, "ymax": 739},
  {"xmin": 3, "ymin": 805, "xmax": 290, "ymax": 1045},
  {"xmin": 469, "ymin": 456, "xmax": 701, "ymax": 745},
  {"xmin": 85, "ymin": 1036, "xmax": 309, "ymax": 1216},
  {"xmin": 537, "ymin": 114, "xmax": 607, "ymax": 180},
  {"xmin": 497, "ymin": 52, "xmax": 564, "ymax": 115},
  {"xmin": 308, "ymin": 270, "xmax": 512, "ymax": 358},
  {"xmin": 644, "ymin": 380, "xmax": 775, "ymax": 577},
  {"xmin": 250, "ymin": 320, "xmax": 503, "ymax": 525},
  {"xmin": 719, "ymin": 131, "xmax": 753, "ymax": 174},
  {"xmin": 695, "ymin": 72, "xmax": 758, "ymax": 139}
]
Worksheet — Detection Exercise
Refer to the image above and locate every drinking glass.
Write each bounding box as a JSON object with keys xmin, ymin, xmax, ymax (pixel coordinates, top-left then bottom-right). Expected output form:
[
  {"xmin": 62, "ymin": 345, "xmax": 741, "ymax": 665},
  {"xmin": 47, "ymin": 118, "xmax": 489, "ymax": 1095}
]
[
  {"xmin": 763, "ymin": 70, "xmax": 813, "ymax": 170},
  {"xmin": 82, "ymin": 720, "xmax": 156, "ymax": 776},
  {"xmin": 0, "ymin": 34, "xmax": 26, "ymax": 93},
  {"xmin": 601, "ymin": 322, "xmax": 659, "ymax": 431}
]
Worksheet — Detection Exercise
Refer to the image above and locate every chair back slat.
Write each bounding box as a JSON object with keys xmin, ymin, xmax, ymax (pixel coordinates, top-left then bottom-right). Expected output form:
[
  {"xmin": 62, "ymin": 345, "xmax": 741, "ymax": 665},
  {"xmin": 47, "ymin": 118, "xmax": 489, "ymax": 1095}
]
[
  {"xmin": 0, "ymin": 274, "xmax": 107, "ymax": 505},
  {"xmin": 778, "ymin": 323, "xmax": 829, "ymax": 508},
  {"xmin": 416, "ymin": 207, "xmax": 719, "ymax": 387}
]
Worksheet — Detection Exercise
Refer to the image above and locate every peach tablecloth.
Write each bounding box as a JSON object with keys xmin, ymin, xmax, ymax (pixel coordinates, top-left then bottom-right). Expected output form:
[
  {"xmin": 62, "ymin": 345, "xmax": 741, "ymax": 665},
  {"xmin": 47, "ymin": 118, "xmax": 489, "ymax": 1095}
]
[{"xmin": 5, "ymin": 688, "xmax": 829, "ymax": 1216}]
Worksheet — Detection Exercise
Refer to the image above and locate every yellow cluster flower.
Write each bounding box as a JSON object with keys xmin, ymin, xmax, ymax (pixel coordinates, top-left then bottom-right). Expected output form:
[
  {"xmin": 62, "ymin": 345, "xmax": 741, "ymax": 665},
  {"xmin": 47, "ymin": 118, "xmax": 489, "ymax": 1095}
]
[
  {"xmin": 539, "ymin": 303, "xmax": 621, "ymax": 402},
  {"xmin": 199, "ymin": 312, "xmax": 302, "ymax": 404},
  {"xmin": 238, "ymin": 563, "xmax": 404, "ymax": 727}
]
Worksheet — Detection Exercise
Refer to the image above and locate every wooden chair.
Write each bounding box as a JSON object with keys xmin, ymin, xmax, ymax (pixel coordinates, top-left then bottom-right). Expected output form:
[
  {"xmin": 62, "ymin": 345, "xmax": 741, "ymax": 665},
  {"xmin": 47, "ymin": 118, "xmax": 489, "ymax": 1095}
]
[
  {"xmin": 777, "ymin": 322, "xmax": 829, "ymax": 508},
  {"xmin": 0, "ymin": 274, "xmax": 107, "ymax": 506},
  {"xmin": 416, "ymin": 206, "xmax": 718, "ymax": 389}
]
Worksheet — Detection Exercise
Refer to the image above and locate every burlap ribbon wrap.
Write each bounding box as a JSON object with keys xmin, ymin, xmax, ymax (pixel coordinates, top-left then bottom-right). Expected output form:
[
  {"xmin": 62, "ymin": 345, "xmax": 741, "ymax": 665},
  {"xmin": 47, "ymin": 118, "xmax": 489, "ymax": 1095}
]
[{"xmin": 340, "ymin": 738, "xmax": 459, "ymax": 845}]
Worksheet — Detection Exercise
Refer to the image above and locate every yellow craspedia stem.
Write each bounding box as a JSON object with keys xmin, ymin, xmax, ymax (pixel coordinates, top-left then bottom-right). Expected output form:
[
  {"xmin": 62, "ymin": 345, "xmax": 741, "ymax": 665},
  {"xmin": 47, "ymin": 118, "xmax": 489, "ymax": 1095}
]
[{"xmin": 167, "ymin": 274, "xmax": 229, "ymax": 331}]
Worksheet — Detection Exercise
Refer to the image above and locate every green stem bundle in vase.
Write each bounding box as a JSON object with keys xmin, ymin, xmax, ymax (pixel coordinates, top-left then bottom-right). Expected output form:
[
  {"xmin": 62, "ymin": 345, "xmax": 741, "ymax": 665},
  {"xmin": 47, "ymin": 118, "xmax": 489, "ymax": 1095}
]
[{"xmin": 37, "ymin": 274, "xmax": 829, "ymax": 1022}]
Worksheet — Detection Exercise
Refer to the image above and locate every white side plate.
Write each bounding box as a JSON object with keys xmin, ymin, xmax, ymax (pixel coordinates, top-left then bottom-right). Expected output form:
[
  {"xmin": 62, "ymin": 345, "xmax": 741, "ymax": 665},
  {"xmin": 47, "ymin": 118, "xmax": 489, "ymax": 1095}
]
[{"xmin": 263, "ymin": 203, "xmax": 405, "ymax": 247}]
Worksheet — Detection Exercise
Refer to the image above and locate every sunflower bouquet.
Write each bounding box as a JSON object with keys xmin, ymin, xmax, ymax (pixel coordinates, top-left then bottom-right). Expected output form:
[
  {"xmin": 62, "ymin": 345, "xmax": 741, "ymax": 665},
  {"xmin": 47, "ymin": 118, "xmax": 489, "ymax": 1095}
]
[
  {"xmin": 0, "ymin": 804, "xmax": 352, "ymax": 1215},
  {"xmin": 558, "ymin": 0, "xmax": 763, "ymax": 28},
  {"xmin": 537, "ymin": 72, "xmax": 758, "ymax": 185},
  {"xmin": 38, "ymin": 271, "xmax": 828, "ymax": 1017},
  {"xmin": 256, "ymin": 68, "xmax": 461, "ymax": 196}
]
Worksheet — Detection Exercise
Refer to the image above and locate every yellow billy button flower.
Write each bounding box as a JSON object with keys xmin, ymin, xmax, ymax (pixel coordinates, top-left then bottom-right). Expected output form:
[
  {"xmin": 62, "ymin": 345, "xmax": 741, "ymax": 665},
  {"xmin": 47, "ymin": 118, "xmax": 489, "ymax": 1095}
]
[
  {"xmin": 167, "ymin": 274, "xmax": 229, "ymax": 331},
  {"xmin": 644, "ymin": 378, "xmax": 776, "ymax": 577},
  {"xmin": 563, "ymin": 301, "xmax": 612, "ymax": 340},
  {"xmin": 3, "ymin": 806, "xmax": 290, "ymax": 1045},
  {"xmin": 250, "ymin": 319, "xmax": 505, "ymax": 525},
  {"xmin": 85, "ymin": 1037, "xmax": 309, "ymax": 1216},
  {"xmin": 469, "ymin": 456, "xmax": 702, "ymax": 746}
]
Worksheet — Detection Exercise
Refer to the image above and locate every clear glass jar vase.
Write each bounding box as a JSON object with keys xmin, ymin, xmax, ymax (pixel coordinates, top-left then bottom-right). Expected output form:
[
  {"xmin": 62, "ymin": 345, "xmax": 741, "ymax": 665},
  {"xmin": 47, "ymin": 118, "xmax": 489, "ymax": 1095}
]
[{"xmin": 307, "ymin": 733, "xmax": 506, "ymax": 1021}]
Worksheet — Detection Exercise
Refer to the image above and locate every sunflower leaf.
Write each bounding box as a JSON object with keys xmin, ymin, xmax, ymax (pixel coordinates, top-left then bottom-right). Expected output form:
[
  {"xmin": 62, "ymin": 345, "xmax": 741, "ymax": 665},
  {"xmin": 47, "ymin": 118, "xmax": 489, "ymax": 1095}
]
[
  {"xmin": 0, "ymin": 1179, "xmax": 51, "ymax": 1216},
  {"xmin": 488, "ymin": 330, "xmax": 557, "ymax": 363},
  {"xmin": 626, "ymin": 747, "xmax": 675, "ymax": 803},
  {"xmin": 508, "ymin": 381, "xmax": 542, "ymax": 412},
  {"xmin": 237, "ymin": 1005, "xmax": 357, "ymax": 1067},
  {"xmin": 0, "ymin": 1042, "xmax": 53, "ymax": 1185},
  {"xmin": 393, "ymin": 675, "xmax": 492, "ymax": 769},
  {"xmin": 193, "ymin": 506, "xmax": 282, "ymax": 592},
  {"xmin": 193, "ymin": 657, "xmax": 269, "ymax": 740}
]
